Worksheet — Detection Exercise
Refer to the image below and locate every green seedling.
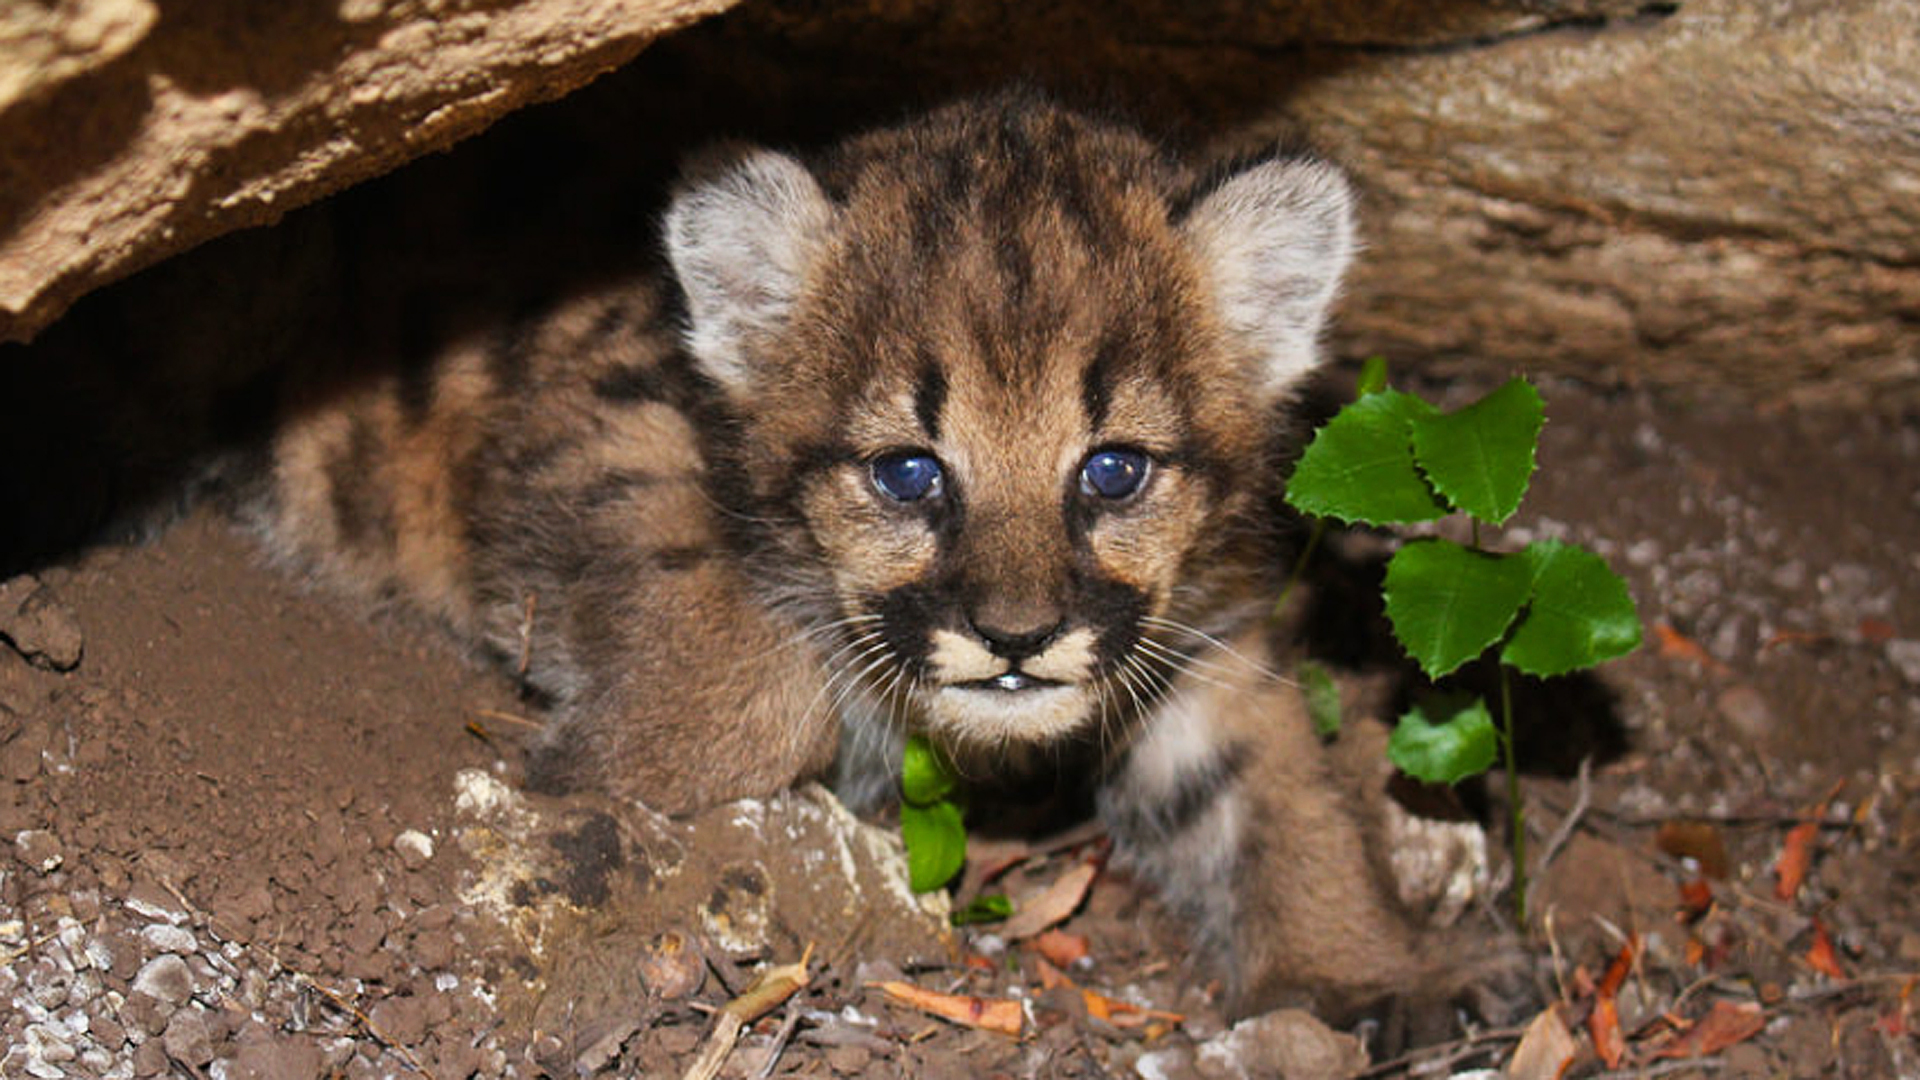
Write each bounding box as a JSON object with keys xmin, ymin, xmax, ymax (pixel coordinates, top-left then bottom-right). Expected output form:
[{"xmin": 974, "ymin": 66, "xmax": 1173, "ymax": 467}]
[
  {"xmin": 899, "ymin": 735, "xmax": 1014, "ymax": 925},
  {"xmin": 900, "ymin": 734, "xmax": 968, "ymax": 894},
  {"xmin": 1284, "ymin": 368, "xmax": 1641, "ymax": 924}
]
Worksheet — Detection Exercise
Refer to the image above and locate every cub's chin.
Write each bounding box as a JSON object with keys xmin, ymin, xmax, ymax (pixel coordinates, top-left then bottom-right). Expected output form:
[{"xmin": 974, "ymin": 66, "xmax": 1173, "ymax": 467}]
[{"xmin": 921, "ymin": 681, "xmax": 1095, "ymax": 748}]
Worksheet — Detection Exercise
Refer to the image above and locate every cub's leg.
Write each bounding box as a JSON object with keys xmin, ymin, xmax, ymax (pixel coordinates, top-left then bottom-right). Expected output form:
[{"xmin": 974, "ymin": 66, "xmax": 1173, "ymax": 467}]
[
  {"xmin": 1098, "ymin": 632, "xmax": 1432, "ymax": 1021},
  {"xmin": 469, "ymin": 440, "xmax": 844, "ymax": 815},
  {"xmin": 515, "ymin": 552, "xmax": 843, "ymax": 815}
]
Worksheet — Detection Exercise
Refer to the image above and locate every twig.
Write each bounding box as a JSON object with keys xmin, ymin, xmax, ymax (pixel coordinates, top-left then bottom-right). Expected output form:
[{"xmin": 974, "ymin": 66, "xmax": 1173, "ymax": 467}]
[
  {"xmin": 680, "ymin": 1010, "xmax": 747, "ymax": 1080},
  {"xmin": 473, "ymin": 707, "xmax": 543, "ymax": 730},
  {"xmin": 1785, "ymin": 971, "xmax": 1920, "ymax": 1005},
  {"xmin": 753, "ymin": 1000, "xmax": 806, "ymax": 1079},
  {"xmin": 1535, "ymin": 756, "xmax": 1594, "ymax": 872},
  {"xmin": 1353, "ymin": 1023, "xmax": 1526, "ymax": 1078},
  {"xmin": 682, "ymin": 945, "xmax": 814, "ymax": 1080},
  {"xmin": 0, "ymin": 926, "xmax": 65, "ymax": 966},
  {"xmin": 1528, "ymin": 755, "xmax": 1594, "ymax": 918},
  {"xmin": 1594, "ymin": 1059, "xmax": 1724, "ymax": 1078}
]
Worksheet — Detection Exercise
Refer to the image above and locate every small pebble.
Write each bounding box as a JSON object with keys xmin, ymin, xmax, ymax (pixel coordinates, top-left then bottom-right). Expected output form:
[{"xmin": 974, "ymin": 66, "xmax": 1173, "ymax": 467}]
[
  {"xmin": 124, "ymin": 881, "xmax": 189, "ymax": 925},
  {"xmin": 140, "ymin": 924, "xmax": 198, "ymax": 955},
  {"xmin": 161, "ymin": 1009, "xmax": 215, "ymax": 1067},
  {"xmin": 393, "ymin": 830, "xmax": 434, "ymax": 870},
  {"xmin": 1887, "ymin": 640, "xmax": 1920, "ymax": 686},
  {"xmin": 25, "ymin": 1023, "xmax": 76, "ymax": 1064},
  {"xmin": 130, "ymin": 955, "xmax": 194, "ymax": 1007},
  {"xmin": 13, "ymin": 829, "xmax": 63, "ymax": 873},
  {"xmin": 1716, "ymin": 684, "xmax": 1778, "ymax": 742}
]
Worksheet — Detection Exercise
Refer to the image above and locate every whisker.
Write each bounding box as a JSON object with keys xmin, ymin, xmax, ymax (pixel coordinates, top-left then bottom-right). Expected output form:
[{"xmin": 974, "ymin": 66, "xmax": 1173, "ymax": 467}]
[
  {"xmin": 1132, "ymin": 631, "xmax": 1251, "ymax": 681},
  {"xmin": 797, "ymin": 632, "xmax": 889, "ymax": 733},
  {"xmin": 1133, "ymin": 637, "xmax": 1241, "ymax": 696},
  {"xmin": 1139, "ymin": 615, "xmax": 1296, "ymax": 688}
]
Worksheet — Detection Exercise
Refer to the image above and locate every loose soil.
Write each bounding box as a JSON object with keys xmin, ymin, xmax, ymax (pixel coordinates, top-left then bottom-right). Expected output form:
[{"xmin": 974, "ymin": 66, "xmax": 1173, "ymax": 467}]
[{"xmin": 3, "ymin": 377, "xmax": 1916, "ymax": 1079}]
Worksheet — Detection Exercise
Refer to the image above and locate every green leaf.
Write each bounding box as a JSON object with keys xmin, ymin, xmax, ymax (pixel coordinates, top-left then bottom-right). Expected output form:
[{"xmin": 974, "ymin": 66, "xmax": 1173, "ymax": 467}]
[
  {"xmin": 1297, "ymin": 660, "xmax": 1343, "ymax": 737},
  {"xmin": 1383, "ymin": 539, "xmax": 1533, "ymax": 679},
  {"xmin": 1355, "ymin": 355, "xmax": 1390, "ymax": 397},
  {"xmin": 950, "ymin": 894, "xmax": 1014, "ymax": 926},
  {"xmin": 901, "ymin": 800, "xmax": 966, "ymax": 893},
  {"xmin": 1389, "ymin": 693, "xmax": 1499, "ymax": 785},
  {"xmin": 1409, "ymin": 378, "xmax": 1544, "ymax": 526},
  {"xmin": 1501, "ymin": 540, "xmax": 1644, "ymax": 677},
  {"xmin": 1285, "ymin": 390, "xmax": 1447, "ymax": 525},
  {"xmin": 901, "ymin": 734, "xmax": 956, "ymax": 807}
]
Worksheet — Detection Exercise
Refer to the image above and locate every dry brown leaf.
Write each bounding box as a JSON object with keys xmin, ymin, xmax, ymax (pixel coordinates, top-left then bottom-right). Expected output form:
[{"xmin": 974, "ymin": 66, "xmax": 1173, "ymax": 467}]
[
  {"xmin": 1858, "ymin": 617, "xmax": 1897, "ymax": 643},
  {"xmin": 1774, "ymin": 821, "xmax": 1818, "ymax": 901},
  {"xmin": 1656, "ymin": 821, "xmax": 1731, "ymax": 879},
  {"xmin": 1653, "ymin": 1000, "xmax": 1767, "ymax": 1060},
  {"xmin": 1025, "ymin": 958, "xmax": 1183, "ymax": 1032},
  {"xmin": 1597, "ymin": 936, "xmax": 1637, "ymax": 999},
  {"xmin": 872, "ymin": 980, "xmax": 1024, "ymax": 1037},
  {"xmin": 1033, "ymin": 956, "xmax": 1074, "ymax": 991},
  {"xmin": 1759, "ymin": 627, "xmax": 1827, "ymax": 653},
  {"xmin": 1030, "ymin": 929, "xmax": 1090, "ymax": 969},
  {"xmin": 1806, "ymin": 919, "xmax": 1847, "ymax": 979},
  {"xmin": 723, "ymin": 949, "xmax": 812, "ymax": 1023},
  {"xmin": 1654, "ymin": 622, "xmax": 1727, "ymax": 673},
  {"xmin": 1678, "ymin": 878, "xmax": 1714, "ymax": 923},
  {"xmin": 1588, "ymin": 936, "xmax": 1636, "ymax": 1070},
  {"xmin": 1569, "ymin": 964, "xmax": 1596, "ymax": 1000},
  {"xmin": 1001, "ymin": 861, "xmax": 1097, "ymax": 940},
  {"xmin": 1590, "ymin": 995, "xmax": 1626, "ymax": 1070},
  {"xmin": 1081, "ymin": 988, "xmax": 1184, "ymax": 1029},
  {"xmin": 1506, "ymin": 1006, "xmax": 1578, "ymax": 1080}
]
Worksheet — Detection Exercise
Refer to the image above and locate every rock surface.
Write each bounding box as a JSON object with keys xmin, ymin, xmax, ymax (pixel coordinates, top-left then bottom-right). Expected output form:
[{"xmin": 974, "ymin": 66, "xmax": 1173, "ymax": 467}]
[
  {"xmin": 719, "ymin": 0, "xmax": 1920, "ymax": 405},
  {"xmin": 0, "ymin": 0, "xmax": 739, "ymax": 343},
  {"xmin": 4, "ymin": 0, "xmax": 1917, "ymax": 393},
  {"xmin": 449, "ymin": 770, "xmax": 950, "ymax": 1038},
  {"xmin": 1279, "ymin": 0, "xmax": 1920, "ymax": 407}
]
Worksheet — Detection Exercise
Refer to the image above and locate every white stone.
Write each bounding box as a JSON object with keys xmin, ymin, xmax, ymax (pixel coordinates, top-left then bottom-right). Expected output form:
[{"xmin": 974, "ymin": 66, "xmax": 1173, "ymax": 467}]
[
  {"xmin": 140, "ymin": 924, "xmax": 198, "ymax": 955},
  {"xmin": 393, "ymin": 829, "xmax": 434, "ymax": 868},
  {"xmin": 1887, "ymin": 640, "xmax": 1920, "ymax": 686}
]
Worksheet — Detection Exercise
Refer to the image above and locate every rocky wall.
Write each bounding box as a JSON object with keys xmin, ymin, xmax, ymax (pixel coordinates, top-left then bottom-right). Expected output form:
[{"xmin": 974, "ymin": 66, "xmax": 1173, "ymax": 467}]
[
  {"xmin": 4, "ymin": 0, "xmax": 1917, "ymax": 406},
  {"xmin": 0, "ymin": 0, "xmax": 739, "ymax": 344}
]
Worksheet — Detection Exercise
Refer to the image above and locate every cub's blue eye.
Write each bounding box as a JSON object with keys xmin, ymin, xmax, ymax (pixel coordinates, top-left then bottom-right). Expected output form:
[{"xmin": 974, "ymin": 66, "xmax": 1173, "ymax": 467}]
[
  {"xmin": 871, "ymin": 453, "xmax": 943, "ymax": 502},
  {"xmin": 1080, "ymin": 448, "xmax": 1150, "ymax": 500}
]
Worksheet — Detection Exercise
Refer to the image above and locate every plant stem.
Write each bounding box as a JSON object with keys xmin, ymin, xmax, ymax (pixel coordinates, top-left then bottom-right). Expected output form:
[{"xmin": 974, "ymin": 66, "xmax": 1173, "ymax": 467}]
[
  {"xmin": 1272, "ymin": 517, "xmax": 1327, "ymax": 619},
  {"xmin": 1501, "ymin": 663, "xmax": 1527, "ymax": 927}
]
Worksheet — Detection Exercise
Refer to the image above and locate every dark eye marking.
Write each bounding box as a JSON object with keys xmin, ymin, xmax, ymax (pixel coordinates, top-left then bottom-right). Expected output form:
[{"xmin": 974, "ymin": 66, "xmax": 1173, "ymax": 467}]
[
  {"xmin": 871, "ymin": 452, "xmax": 945, "ymax": 502},
  {"xmin": 913, "ymin": 358, "xmax": 948, "ymax": 442},
  {"xmin": 1080, "ymin": 447, "xmax": 1151, "ymax": 501}
]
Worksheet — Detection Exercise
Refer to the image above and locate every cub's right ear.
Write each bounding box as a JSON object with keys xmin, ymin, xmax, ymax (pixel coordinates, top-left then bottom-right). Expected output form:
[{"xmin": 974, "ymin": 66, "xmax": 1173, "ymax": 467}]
[
  {"xmin": 1179, "ymin": 156, "xmax": 1356, "ymax": 396},
  {"xmin": 664, "ymin": 147, "xmax": 835, "ymax": 393}
]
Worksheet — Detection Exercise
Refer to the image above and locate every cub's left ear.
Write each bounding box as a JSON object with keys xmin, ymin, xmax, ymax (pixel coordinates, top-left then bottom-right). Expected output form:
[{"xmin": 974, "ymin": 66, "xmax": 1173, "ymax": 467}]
[
  {"xmin": 1179, "ymin": 157, "xmax": 1356, "ymax": 394},
  {"xmin": 665, "ymin": 146, "xmax": 836, "ymax": 394}
]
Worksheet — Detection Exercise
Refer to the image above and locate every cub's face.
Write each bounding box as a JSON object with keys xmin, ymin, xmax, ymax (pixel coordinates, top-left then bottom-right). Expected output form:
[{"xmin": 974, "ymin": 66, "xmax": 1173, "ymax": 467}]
[{"xmin": 666, "ymin": 99, "xmax": 1353, "ymax": 751}]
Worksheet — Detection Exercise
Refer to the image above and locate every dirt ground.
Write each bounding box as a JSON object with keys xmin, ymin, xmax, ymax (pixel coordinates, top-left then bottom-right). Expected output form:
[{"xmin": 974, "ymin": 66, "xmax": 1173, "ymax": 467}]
[{"xmin": 2, "ymin": 370, "xmax": 1917, "ymax": 1079}]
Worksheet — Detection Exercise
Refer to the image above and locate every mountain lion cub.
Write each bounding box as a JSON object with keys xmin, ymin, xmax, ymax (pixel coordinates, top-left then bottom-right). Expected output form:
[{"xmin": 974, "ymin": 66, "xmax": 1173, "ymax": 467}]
[{"xmin": 245, "ymin": 93, "xmax": 1447, "ymax": 1019}]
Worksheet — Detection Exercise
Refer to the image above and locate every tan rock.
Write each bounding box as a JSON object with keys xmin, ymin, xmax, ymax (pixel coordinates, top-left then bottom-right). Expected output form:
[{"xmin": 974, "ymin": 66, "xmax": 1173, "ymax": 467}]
[
  {"xmin": 1277, "ymin": 0, "xmax": 1920, "ymax": 406},
  {"xmin": 0, "ymin": 0, "xmax": 157, "ymax": 111},
  {"xmin": 0, "ymin": 0, "xmax": 738, "ymax": 343},
  {"xmin": 4, "ymin": 0, "xmax": 1916, "ymax": 404}
]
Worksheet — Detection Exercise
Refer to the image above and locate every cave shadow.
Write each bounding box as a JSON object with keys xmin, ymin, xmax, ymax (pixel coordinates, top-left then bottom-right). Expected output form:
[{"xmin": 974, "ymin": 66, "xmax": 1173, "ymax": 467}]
[{"xmin": 2, "ymin": 0, "xmax": 1565, "ymax": 575}]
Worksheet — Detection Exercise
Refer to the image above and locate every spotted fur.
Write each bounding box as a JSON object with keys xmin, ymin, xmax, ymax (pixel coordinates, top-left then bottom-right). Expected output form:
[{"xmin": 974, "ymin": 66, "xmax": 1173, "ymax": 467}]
[{"xmin": 246, "ymin": 93, "xmax": 1444, "ymax": 1019}]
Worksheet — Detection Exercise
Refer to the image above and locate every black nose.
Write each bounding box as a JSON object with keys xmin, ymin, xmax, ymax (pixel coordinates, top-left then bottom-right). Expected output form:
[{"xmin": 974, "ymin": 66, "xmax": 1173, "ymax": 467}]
[{"xmin": 969, "ymin": 615, "xmax": 1064, "ymax": 662}]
